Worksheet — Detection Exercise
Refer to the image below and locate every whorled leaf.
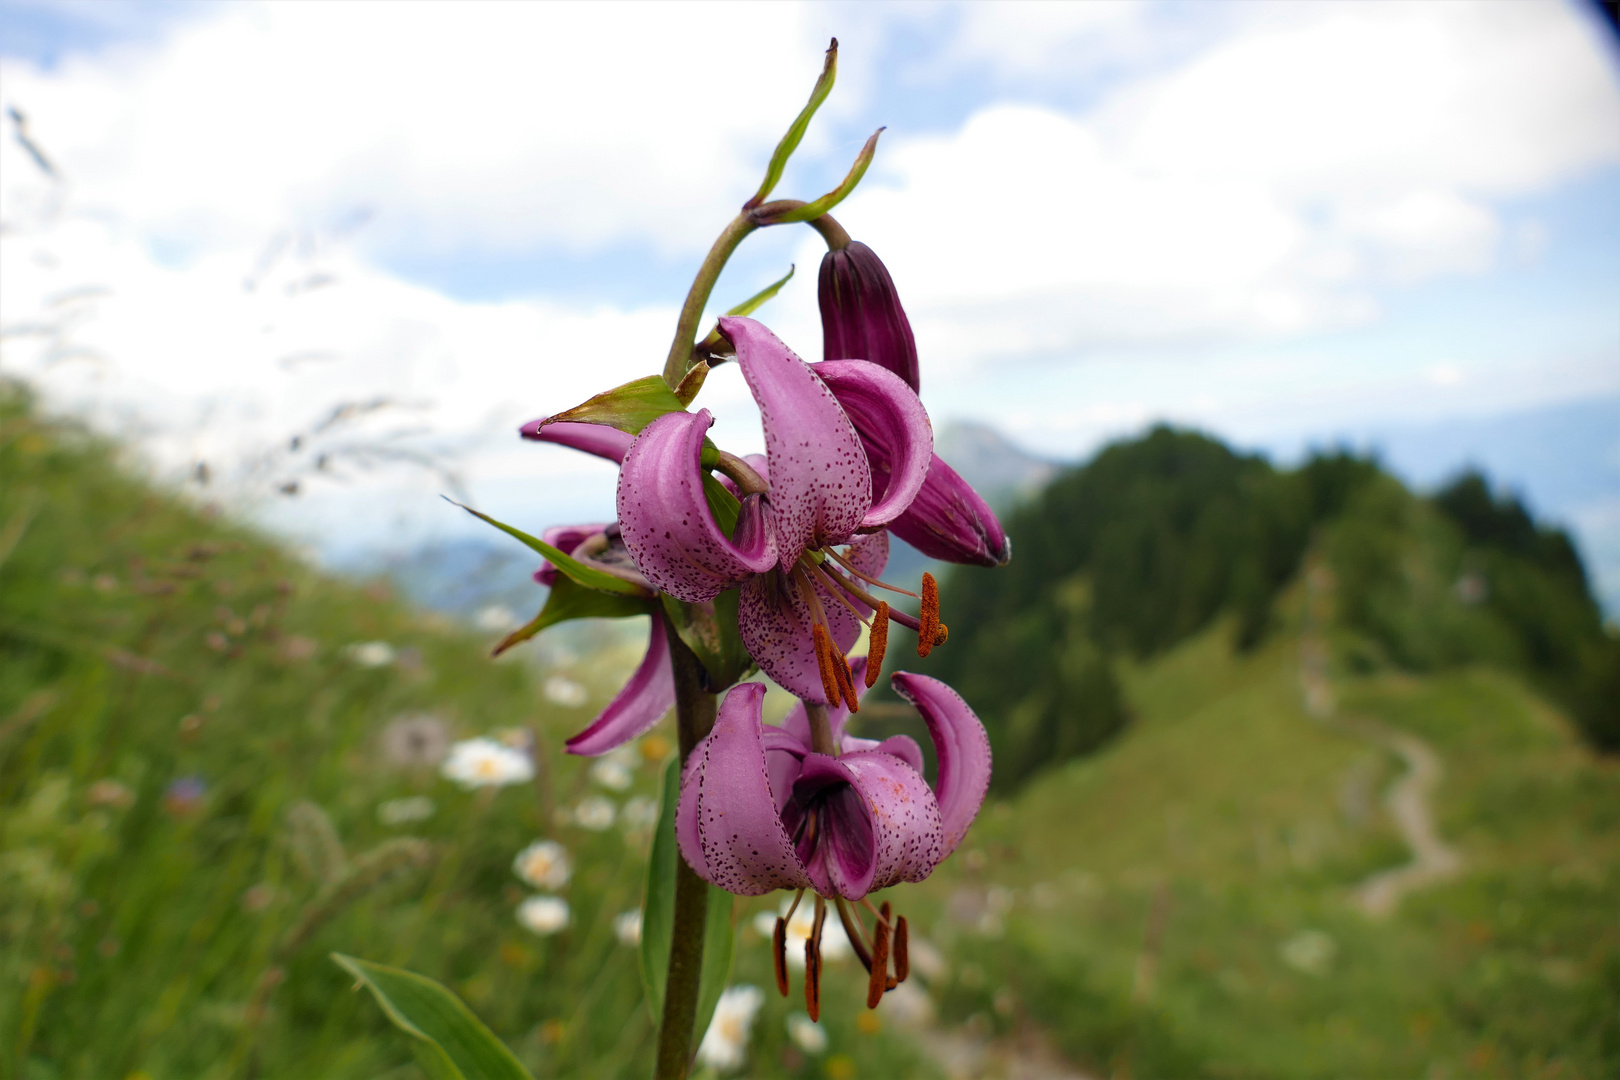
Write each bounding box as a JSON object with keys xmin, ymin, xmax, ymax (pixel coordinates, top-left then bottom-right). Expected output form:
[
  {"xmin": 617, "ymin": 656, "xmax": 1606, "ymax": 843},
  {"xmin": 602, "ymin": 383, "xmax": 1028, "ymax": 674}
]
[
  {"xmin": 744, "ymin": 40, "xmax": 838, "ymax": 210},
  {"xmin": 539, "ymin": 375, "xmax": 686, "ymax": 437},
  {"xmin": 757, "ymin": 128, "xmax": 884, "ymax": 225},
  {"xmin": 444, "ymin": 498, "xmax": 652, "ymax": 598},
  {"xmin": 493, "ymin": 575, "xmax": 656, "ymax": 657}
]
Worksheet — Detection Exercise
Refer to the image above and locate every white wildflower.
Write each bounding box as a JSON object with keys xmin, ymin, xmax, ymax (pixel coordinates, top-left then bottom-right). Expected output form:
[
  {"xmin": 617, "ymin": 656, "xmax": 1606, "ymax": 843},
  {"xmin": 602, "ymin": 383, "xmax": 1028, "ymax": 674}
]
[
  {"xmin": 440, "ymin": 737, "xmax": 535, "ymax": 789},
  {"xmin": 614, "ymin": 909, "xmax": 643, "ymax": 947},
  {"xmin": 695, "ymin": 985, "xmax": 764, "ymax": 1072},
  {"xmin": 590, "ymin": 757, "xmax": 634, "ymax": 792},
  {"xmin": 377, "ymin": 796, "xmax": 435, "ymax": 825},
  {"xmin": 751, "ymin": 897, "xmax": 850, "ymax": 969},
  {"xmin": 512, "ymin": 839, "xmax": 571, "ymax": 890},
  {"xmin": 620, "ymin": 795, "xmax": 660, "ymax": 832},
  {"xmin": 543, "ymin": 675, "xmax": 588, "ymax": 706},
  {"xmin": 785, "ymin": 1011, "xmax": 827, "ymax": 1054},
  {"xmin": 573, "ymin": 795, "xmax": 616, "ymax": 831},
  {"xmin": 516, "ymin": 895, "xmax": 570, "ymax": 936},
  {"xmin": 345, "ymin": 641, "xmax": 396, "ymax": 667}
]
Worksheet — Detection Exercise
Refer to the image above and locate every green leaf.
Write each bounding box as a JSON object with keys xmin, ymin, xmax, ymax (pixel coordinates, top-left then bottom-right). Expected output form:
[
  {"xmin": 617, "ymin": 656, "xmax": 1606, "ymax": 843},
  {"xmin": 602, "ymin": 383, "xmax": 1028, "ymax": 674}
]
[
  {"xmin": 493, "ymin": 576, "xmax": 656, "ymax": 656},
  {"xmin": 661, "ymin": 591, "xmax": 755, "ymax": 693},
  {"xmin": 331, "ymin": 953, "xmax": 533, "ymax": 1080},
  {"xmin": 640, "ymin": 759, "xmax": 736, "ymax": 1041},
  {"xmin": 763, "ymin": 127, "xmax": 884, "ymax": 225},
  {"xmin": 444, "ymin": 499, "xmax": 651, "ymax": 598},
  {"xmin": 695, "ymin": 265, "xmax": 796, "ymax": 361},
  {"xmin": 701, "ymin": 473, "xmax": 741, "ymax": 536},
  {"xmin": 541, "ymin": 375, "xmax": 685, "ymax": 436},
  {"xmin": 745, "ymin": 40, "xmax": 837, "ymax": 209}
]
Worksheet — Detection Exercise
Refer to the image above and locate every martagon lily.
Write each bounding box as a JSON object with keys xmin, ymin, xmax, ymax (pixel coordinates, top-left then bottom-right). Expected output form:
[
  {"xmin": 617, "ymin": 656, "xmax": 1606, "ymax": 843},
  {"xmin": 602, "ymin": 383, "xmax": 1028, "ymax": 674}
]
[{"xmin": 677, "ymin": 661, "xmax": 990, "ymax": 1016}]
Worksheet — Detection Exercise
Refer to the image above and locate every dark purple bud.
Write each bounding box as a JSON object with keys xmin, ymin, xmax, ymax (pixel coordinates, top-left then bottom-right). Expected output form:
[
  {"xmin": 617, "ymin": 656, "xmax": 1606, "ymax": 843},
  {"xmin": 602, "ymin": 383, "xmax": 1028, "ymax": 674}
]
[
  {"xmin": 819, "ymin": 241, "xmax": 920, "ymax": 393},
  {"xmin": 882, "ymin": 453, "xmax": 1011, "ymax": 568}
]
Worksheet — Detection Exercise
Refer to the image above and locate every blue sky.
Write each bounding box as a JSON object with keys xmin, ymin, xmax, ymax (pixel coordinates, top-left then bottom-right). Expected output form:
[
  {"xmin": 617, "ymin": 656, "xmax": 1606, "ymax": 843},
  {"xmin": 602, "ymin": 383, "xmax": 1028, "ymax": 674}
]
[{"xmin": 1, "ymin": 0, "xmax": 1617, "ymax": 607}]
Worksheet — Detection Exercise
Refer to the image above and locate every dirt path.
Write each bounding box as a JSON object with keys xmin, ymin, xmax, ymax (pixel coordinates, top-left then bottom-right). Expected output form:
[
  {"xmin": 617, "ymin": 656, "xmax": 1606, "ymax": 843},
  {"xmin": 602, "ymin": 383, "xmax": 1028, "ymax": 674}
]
[{"xmin": 1301, "ymin": 565, "xmax": 1463, "ymax": 918}]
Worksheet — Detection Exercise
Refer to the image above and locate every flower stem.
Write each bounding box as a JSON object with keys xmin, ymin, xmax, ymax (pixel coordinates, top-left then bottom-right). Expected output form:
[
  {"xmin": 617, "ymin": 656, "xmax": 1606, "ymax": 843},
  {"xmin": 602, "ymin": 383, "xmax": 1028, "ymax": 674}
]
[
  {"xmin": 653, "ymin": 623, "xmax": 719, "ymax": 1079},
  {"xmin": 660, "ymin": 207, "xmax": 850, "ymax": 388},
  {"xmin": 804, "ymin": 702, "xmax": 837, "ymax": 755}
]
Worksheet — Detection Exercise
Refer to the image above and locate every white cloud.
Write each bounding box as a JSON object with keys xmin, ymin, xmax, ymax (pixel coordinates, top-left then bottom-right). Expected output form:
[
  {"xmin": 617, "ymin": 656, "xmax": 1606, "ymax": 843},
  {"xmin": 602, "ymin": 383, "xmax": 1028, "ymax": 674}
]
[
  {"xmin": 823, "ymin": 1, "xmax": 1620, "ymax": 371},
  {"xmin": 0, "ymin": 2, "xmax": 852, "ymax": 260}
]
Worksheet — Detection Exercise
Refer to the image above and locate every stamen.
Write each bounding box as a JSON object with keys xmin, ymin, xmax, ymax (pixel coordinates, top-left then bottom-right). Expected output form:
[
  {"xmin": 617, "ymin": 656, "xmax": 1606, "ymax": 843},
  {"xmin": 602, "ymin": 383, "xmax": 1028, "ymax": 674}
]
[
  {"xmin": 934, "ymin": 624, "xmax": 949, "ymax": 646},
  {"xmin": 805, "ymin": 897, "xmax": 827, "ymax": 1022},
  {"xmin": 831, "ymin": 643, "xmax": 860, "ymax": 713},
  {"xmin": 917, "ymin": 572, "xmax": 941, "ymax": 658},
  {"xmin": 810, "ymin": 562, "xmax": 871, "ymax": 627},
  {"xmin": 833, "ymin": 897, "xmax": 874, "ymax": 973},
  {"xmin": 866, "ymin": 602, "xmax": 889, "ymax": 687},
  {"xmin": 866, "ymin": 903, "xmax": 892, "ymax": 1008},
  {"xmin": 772, "ymin": 917, "xmax": 789, "ymax": 997},
  {"xmin": 893, "ymin": 915, "xmax": 909, "ymax": 983},
  {"xmin": 811, "ymin": 623, "xmax": 843, "ymax": 707},
  {"xmin": 824, "ymin": 545, "xmax": 920, "ymax": 599}
]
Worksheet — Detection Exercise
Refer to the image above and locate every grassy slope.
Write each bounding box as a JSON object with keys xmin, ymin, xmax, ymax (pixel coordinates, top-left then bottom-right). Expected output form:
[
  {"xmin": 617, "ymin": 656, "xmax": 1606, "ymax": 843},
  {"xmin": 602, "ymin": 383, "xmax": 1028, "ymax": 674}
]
[
  {"xmin": 900, "ymin": 586, "xmax": 1620, "ymax": 1079},
  {"xmin": 0, "ymin": 390, "xmax": 936, "ymax": 1080}
]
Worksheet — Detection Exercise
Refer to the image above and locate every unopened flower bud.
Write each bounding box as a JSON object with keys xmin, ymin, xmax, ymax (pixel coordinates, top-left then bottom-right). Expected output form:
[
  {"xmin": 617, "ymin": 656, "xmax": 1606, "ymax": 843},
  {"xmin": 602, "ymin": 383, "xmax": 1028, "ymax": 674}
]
[{"xmin": 819, "ymin": 241, "xmax": 920, "ymax": 392}]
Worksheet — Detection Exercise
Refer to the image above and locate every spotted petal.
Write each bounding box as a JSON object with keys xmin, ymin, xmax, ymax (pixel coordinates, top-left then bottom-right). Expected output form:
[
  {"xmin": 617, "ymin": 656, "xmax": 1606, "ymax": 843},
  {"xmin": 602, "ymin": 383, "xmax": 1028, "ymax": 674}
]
[
  {"xmin": 520, "ymin": 419, "xmax": 634, "ymax": 464},
  {"xmin": 676, "ymin": 682, "xmax": 811, "ymax": 895},
  {"xmin": 617, "ymin": 408, "xmax": 777, "ymax": 602},
  {"xmin": 783, "ymin": 751, "xmax": 943, "ymax": 899},
  {"xmin": 564, "ymin": 614, "xmax": 674, "ymax": 756},
  {"xmin": 721, "ymin": 316, "xmax": 872, "ymax": 567},
  {"xmin": 889, "ymin": 672, "xmax": 993, "ymax": 857},
  {"xmin": 812, "ymin": 359, "xmax": 933, "ymax": 530},
  {"xmin": 738, "ymin": 531, "xmax": 888, "ymax": 703}
]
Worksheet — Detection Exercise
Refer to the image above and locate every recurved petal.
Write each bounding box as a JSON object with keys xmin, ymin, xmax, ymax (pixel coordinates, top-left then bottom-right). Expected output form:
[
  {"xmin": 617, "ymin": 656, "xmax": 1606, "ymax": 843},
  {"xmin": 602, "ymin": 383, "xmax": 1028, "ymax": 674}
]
[
  {"xmin": 840, "ymin": 733, "xmax": 925, "ymax": 776},
  {"xmin": 564, "ymin": 614, "xmax": 674, "ymax": 756},
  {"xmin": 786, "ymin": 751, "xmax": 943, "ymax": 899},
  {"xmin": 676, "ymin": 682, "xmax": 812, "ymax": 895},
  {"xmin": 617, "ymin": 409, "xmax": 777, "ymax": 602},
  {"xmin": 739, "ymin": 563, "xmax": 866, "ymax": 705},
  {"xmin": 813, "ymin": 359, "xmax": 933, "ymax": 530},
  {"xmin": 885, "ymin": 453, "xmax": 1011, "ymax": 567},
  {"xmin": 533, "ymin": 523, "xmax": 611, "ymax": 587},
  {"xmin": 521, "ymin": 419, "xmax": 635, "ymax": 464},
  {"xmin": 889, "ymin": 672, "xmax": 993, "ymax": 857},
  {"xmin": 721, "ymin": 316, "xmax": 871, "ymax": 565}
]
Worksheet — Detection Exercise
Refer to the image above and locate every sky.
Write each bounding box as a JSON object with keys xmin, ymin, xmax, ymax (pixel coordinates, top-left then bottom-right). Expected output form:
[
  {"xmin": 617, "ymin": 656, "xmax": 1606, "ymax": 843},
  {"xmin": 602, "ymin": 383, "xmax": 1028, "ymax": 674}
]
[{"xmin": 2, "ymin": 1, "xmax": 1617, "ymax": 603}]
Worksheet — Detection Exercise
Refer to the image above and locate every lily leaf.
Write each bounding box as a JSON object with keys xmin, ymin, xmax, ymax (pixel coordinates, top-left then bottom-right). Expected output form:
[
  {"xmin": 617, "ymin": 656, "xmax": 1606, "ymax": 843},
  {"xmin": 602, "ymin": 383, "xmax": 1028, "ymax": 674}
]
[
  {"xmin": 745, "ymin": 40, "xmax": 837, "ymax": 210},
  {"xmin": 661, "ymin": 592, "xmax": 754, "ymax": 693},
  {"xmin": 695, "ymin": 264, "xmax": 796, "ymax": 361},
  {"xmin": 493, "ymin": 576, "xmax": 656, "ymax": 657},
  {"xmin": 331, "ymin": 953, "xmax": 533, "ymax": 1080},
  {"xmin": 445, "ymin": 499, "xmax": 651, "ymax": 598},
  {"xmin": 640, "ymin": 758, "xmax": 736, "ymax": 1044},
  {"xmin": 761, "ymin": 128, "xmax": 884, "ymax": 225},
  {"xmin": 700, "ymin": 473, "xmax": 741, "ymax": 537},
  {"xmin": 541, "ymin": 375, "xmax": 685, "ymax": 436}
]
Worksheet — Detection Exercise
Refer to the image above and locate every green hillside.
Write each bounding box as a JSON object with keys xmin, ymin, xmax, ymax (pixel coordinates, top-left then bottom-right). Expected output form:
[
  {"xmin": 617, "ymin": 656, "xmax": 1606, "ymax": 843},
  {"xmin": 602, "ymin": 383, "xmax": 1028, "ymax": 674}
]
[{"xmin": 0, "ymin": 385, "xmax": 934, "ymax": 1080}]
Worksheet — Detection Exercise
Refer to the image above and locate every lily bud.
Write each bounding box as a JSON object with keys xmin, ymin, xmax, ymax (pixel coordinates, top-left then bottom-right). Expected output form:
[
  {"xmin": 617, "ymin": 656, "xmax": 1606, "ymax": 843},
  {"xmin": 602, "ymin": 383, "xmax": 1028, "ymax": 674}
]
[
  {"xmin": 819, "ymin": 241, "xmax": 920, "ymax": 393},
  {"xmin": 883, "ymin": 453, "xmax": 1012, "ymax": 568}
]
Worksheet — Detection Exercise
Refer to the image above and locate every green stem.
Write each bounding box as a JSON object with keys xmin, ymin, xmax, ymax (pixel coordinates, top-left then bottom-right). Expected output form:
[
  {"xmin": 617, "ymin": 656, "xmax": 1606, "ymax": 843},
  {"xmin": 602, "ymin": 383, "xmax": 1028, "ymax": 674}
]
[
  {"xmin": 659, "ymin": 208, "xmax": 850, "ymax": 388},
  {"xmin": 652, "ymin": 625, "xmax": 718, "ymax": 1079}
]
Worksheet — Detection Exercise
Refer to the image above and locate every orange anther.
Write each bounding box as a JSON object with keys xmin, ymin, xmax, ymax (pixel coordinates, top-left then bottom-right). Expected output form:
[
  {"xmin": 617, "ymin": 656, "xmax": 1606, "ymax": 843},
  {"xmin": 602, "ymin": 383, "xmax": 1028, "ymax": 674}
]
[
  {"xmin": 893, "ymin": 915, "xmax": 909, "ymax": 983},
  {"xmin": 866, "ymin": 602, "xmax": 889, "ymax": 686},
  {"xmin": 867, "ymin": 910, "xmax": 891, "ymax": 1008},
  {"xmin": 917, "ymin": 572, "xmax": 941, "ymax": 658},
  {"xmin": 812, "ymin": 622, "xmax": 842, "ymax": 706},
  {"xmin": 773, "ymin": 917, "xmax": 789, "ymax": 997}
]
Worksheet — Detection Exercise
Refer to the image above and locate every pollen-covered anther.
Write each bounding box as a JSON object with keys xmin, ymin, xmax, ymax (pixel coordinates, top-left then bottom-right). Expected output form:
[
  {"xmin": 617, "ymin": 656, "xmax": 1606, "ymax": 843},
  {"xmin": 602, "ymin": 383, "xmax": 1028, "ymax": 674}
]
[
  {"xmin": 811, "ymin": 622, "xmax": 842, "ymax": 705},
  {"xmin": 866, "ymin": 904, "xmax": 892, "ymax": 1008},
  {"xmin": 805, "ymin": 898, "xmax": 828, "ymax": 1021},
  {"xmin": 866, "ymin": 602, "xmax": 889, "ymax": 686},
  {"xmin": 773, "ymin": 917, "xmax": 790, "ymax": 997},
  {"xmin": 893, "ymin": 915, "xmax": 910, "ymax": 983},
  {"xmin": 917, "ymin": 572, "xmax": 942, "ymax": 658},
  {"xmin": 832, "ymin": 645, "xmax": 860, "ymax": 713}
]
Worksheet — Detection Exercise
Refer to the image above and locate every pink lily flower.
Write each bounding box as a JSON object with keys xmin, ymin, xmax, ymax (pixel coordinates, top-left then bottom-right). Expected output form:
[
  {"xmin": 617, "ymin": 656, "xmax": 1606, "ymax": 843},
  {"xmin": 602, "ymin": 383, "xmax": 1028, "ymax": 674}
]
[
  {"xmin": 616, "ymin": 316, "xmax": 936, "ymax": 705},
  {"xmin": 676, "ymin": 664, "xmax": 991, "ymax": 1012}
]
